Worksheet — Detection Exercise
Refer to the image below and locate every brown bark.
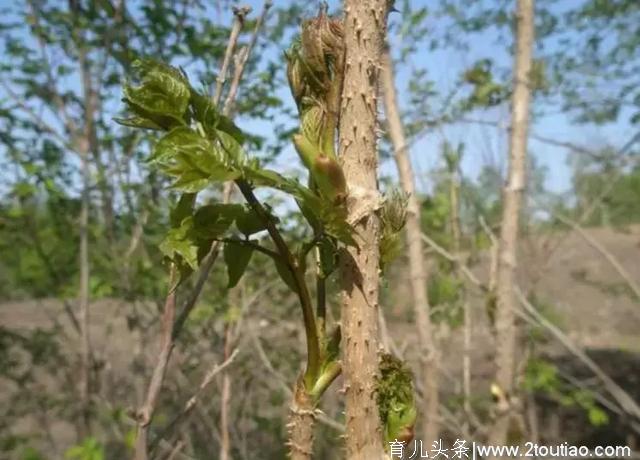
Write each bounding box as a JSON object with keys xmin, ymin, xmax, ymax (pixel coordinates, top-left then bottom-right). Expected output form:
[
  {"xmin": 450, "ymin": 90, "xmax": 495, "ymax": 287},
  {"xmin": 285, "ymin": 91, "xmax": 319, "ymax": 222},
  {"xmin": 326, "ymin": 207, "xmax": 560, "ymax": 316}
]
[
  {"xmin": 134, "ymin": 278, "xmax": 177, "ymax": 460},
  {"xmin": 78, "ymin": 143, "xmax": 91, "ymax": 439},
  {"xmin": 219, "ymin": 332, "xmax": 232, "ymax": 460},
  {"xmin": 73, "ymin": 0, "xmax": 97, "ymax": 437},
  {"xmin": 287, "ymin": 380, "xmax": 316, "ymax": 460},
  {"xmin": 488, "ymin": 0, "xmax": 534, "ymax": 450},
  {"xmin": 338, "ymin": 1, "xmax": 389, "ymax": 458},
  {"xmin": 219, "ymin": 304, "xmax": 235, "ymax": 460},
  {"xmin": 380, "ymin": 48, "xmax": 440, "ymax": 444}
]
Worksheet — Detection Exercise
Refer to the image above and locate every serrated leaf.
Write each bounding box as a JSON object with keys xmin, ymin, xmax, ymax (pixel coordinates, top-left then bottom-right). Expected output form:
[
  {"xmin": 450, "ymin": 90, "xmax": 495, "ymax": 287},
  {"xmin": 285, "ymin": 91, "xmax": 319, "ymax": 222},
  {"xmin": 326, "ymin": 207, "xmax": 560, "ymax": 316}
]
[
  {"xmin": 223, "ymin": 243, "xmax": 254, "ymax": 288},
  {"xmin": 189, "ymin": 90, "xmax": 219, "ymax": 135},
  {"xmin": 121, "ymin": 59, "xmax": 190, "ymax": 130},
  {"xmin": 216, "ymin": 114, "xmax": 245, "ymax": 144},
  {"xmin": 245, "ymin": 166, "xmax": 356, "ymax": 245},
  {"xmin": 159, "ymin": 219, "xmax": 198, "ymax": 270},
  {"xmin": 152, "ymin": 127, "xmax": 239, "ymax": 187},
  {"xmin": 217, "ymin": 130, "xmax": 246, "ymax": 165},
  {"xmin": 114, "ymin": 116, "xmax": 163, "ymax": 131},
  {"xmin": 170, "ymin": 170, "xmax": 211, "ymax": 193},
  {"xmin": 189, "ymin": 89, "xmax": 246, "ymax": 144}
]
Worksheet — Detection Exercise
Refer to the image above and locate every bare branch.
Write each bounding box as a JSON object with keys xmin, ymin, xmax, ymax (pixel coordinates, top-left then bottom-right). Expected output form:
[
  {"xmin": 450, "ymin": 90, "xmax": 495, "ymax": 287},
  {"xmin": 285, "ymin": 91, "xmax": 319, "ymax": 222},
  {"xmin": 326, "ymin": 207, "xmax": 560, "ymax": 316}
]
[
  {"xmin": 151, "ymin": 348, "xmax": 240, "ymax": 451},
  {"xmin": 548, "ymin": 211, "xmax": 640, "ymax": 300},
  {"xmin": 514, "ymin": 287, "xmax": 640, "ymax": 425},
  {"xmin": 213, "ymin": 6, "xmax": 251, "ymax": 106},
  {"xmin": 134, "ymin": 270, "xmax": 177, "ymax": 460},
  {"xmin": 222, "ymin": 1, "xmax": 273, "ymax": 117}
]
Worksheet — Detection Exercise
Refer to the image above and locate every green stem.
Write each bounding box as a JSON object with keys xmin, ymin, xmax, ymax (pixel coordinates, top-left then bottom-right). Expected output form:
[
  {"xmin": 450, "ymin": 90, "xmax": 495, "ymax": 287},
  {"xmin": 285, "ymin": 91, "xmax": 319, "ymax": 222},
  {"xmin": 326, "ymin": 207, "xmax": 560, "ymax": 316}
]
[
  {"xmin": 236, "ymin": 179, "xmax": 321, "ymax": 387},
  {"xmin": 316, "ymin": 274, "xmax": 326, "ymax": 338},
  {"xmin": 309, "ymin": 361, "xmax": 341, "ymax": 401},
  {"xmin": 214, "ymin": 237, "xmax": 280, "ymax": 260}
]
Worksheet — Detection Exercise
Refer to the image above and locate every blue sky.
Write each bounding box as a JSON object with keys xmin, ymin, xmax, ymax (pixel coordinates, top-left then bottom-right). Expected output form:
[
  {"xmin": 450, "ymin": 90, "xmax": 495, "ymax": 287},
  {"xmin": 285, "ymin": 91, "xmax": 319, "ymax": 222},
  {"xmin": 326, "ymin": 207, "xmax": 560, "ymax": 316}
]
[
  {"xmin": 2, "ymin": 0, "xmax": 636, "ymax": 199},
  {"xmin": 230, "ymin": 0, "xmax": 637, "ymax": 195}
]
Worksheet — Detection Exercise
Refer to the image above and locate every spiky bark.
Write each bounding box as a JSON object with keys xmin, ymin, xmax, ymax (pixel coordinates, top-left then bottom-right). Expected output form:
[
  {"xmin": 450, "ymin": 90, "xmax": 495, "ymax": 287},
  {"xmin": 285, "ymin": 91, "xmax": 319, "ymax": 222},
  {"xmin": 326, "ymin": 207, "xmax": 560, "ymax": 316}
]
[
  {"xmin": 338, "ymin": 1, "xmax": 389, "ymax": 458},
  {"xmin": 287, "ymin": 380, "xmax": 316, "ymax": 460},
  {"xmin": 380, "ymin": 47, "xmax": 440, "ymax": 444},
  {"xmin": 488, "ymin": 0, "xmax": 535, "ymax": 451}
]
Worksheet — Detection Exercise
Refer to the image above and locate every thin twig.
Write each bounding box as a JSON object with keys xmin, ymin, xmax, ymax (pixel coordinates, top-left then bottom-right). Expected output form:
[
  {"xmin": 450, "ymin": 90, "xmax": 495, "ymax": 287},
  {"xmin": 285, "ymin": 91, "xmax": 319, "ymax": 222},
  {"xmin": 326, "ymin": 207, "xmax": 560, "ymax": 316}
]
[
  {"xmin": 546, "ymin": 210, "xmax": 640, "ymax": 301},
  {"xmin": 250, "ymin": 328, "xmax": 345, "ymax": 432},
  {"xmin": 134, "ymin": 268, "xmax": 177, "ymax": 460},
  {"xmin": 150, "ymin": 349, "xmax": 240, "ymax": 451},
  {"xmin": 421, "ymin": 232, "xmax": 486, "ymax": 290},
  {"xmin": 223, "ymin": 1, "xmax": 273, "ymax": 117},
  {"xmin": 213, "ymin": 6, "xmax": 251, "ymax": 106},
  {"xmin": 514, "ymin": 287, "xmax": 640, "ymax": 425},
  {"xmin": 237, "ymin": 180, "xmax": 320, "ymax": 382}
]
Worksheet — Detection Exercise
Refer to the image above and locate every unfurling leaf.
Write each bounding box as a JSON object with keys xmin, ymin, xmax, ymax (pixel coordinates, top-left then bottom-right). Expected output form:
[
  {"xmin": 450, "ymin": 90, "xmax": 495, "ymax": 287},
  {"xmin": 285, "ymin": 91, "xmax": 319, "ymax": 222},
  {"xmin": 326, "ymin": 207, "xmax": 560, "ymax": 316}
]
[
  {"xmin": 379, "ymin": 190, "xmax": 409, "ymax": 270},
  {"xmin": 189, "ymin": 90, "xmax": 246, "ymax": 143},
  {"xmin": 376, "ymin": 353, "xmax": 417, "ymax": 446},
  {"xmin": 120, "ymin": 59, "xmax": 190, "ymax": 130},
  {"xmin": 224, "ymin": 243, "xmax": 254, "ymax": 288},
  {"xmin": 151, "ymin": 127, "xmax": 241, "ymax": 192},
  {"xmin": 159, "ymin": 217, "xmax": 198, "ymax": 270}
]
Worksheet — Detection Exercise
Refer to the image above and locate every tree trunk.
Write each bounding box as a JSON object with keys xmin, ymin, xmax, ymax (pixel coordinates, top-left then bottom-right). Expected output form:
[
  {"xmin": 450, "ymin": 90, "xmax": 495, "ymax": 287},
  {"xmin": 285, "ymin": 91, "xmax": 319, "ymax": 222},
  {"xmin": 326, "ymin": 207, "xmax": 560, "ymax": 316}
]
[
  {"xmin": 75, "ymin": 0, "xmax": 96, "ymax": 435},
  {"xmin": 287, "ymin": 380, "xmax": 316, "ymax": 460},
  {"xmin": 219, "ymin": 324, "xmax": 233, "ymax": 460},
  {"xmin": 338, "ymin": 1, "xmax": 389, "ymax": 458},
  {"xmin": 380, "ymin": 47, "xmax": 440, "ymax": 445},
  {"xmin": 488, "ymin": 0, "xmax": 534, "ymax": 451},
  {"xmin": 78, "ymin": 146, "xmax": 91, "ymax": 439}
]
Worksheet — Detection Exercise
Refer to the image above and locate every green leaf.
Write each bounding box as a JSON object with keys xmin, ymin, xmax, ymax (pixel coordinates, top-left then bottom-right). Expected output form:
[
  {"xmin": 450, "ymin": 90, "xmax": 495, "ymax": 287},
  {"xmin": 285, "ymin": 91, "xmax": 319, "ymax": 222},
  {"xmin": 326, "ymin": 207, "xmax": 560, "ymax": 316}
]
[
  {"xmin": 121, "ymin": 59, "xmax": 190, "ymax": 130},
  {"xmin": 318, "ymin": 237, "xmax": 337, "ymax": 278},
  {"xmin": 152, "ymin": 127, "xmax": 240, "ymax": 190},
  {"xmin": 192, "ymin": 204, "xmax": 243, "ymax": 239},
  {"xmin": 113, "ymin": 116, "xmax": 163, "ymax": 131},
  {"xmin": 189, "ymin": 90, "xmax": 219, "ymax": 135},
  {"xmin": 244, "ymin": 167, "xmax": 356, "ymax": 245},
  {"xmin": 216, "ymin": 114, "xmax": 246, "ymax": 144},
  {"xmin": 217, "ymin": 130, "xmax": 246, "ymax": 166},
  {"xmin": 223, "ymin": 242, "xmax": 254, "ymax": 288},
  {"xmin": 159, "ymin": 217, "xmax": 198, "ymax": 269},
  {"xmin": 169, "ymin": 169, "xmax": 211, "ymax": 193},
  {"xmin": 235, "ymin": 204, "xmax": 268, "ymax": 235},
  {"xmin": 189, "ymin": 89, "xmax": 245, "ymax": 144},
  {"xmin": 170, "ymin": 193, "xmax": 196, "ymax": 227},
  {"xmin": 275, "ymin": 259, "xmax": 297, "ymax": 292}
]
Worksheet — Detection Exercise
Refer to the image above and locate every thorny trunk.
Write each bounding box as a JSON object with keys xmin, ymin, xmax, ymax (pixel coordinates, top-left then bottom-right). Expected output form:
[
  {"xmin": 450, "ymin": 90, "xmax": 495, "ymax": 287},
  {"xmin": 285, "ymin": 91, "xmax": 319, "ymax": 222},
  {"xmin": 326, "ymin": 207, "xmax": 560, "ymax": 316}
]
[
  {"xmin": 488, "ymin": 0, "xmax": 534, "ymax": 451},
  {"xmin": 287, "ymin": 380, "xmax": 316, "ymax": 460},
  {"xmin": 338, "ymin": 1, "xmax": 389, "ymax": 458},
  {"xmin": 380, "ymin": 47, "xmax": 440, "ymax": 444}
]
